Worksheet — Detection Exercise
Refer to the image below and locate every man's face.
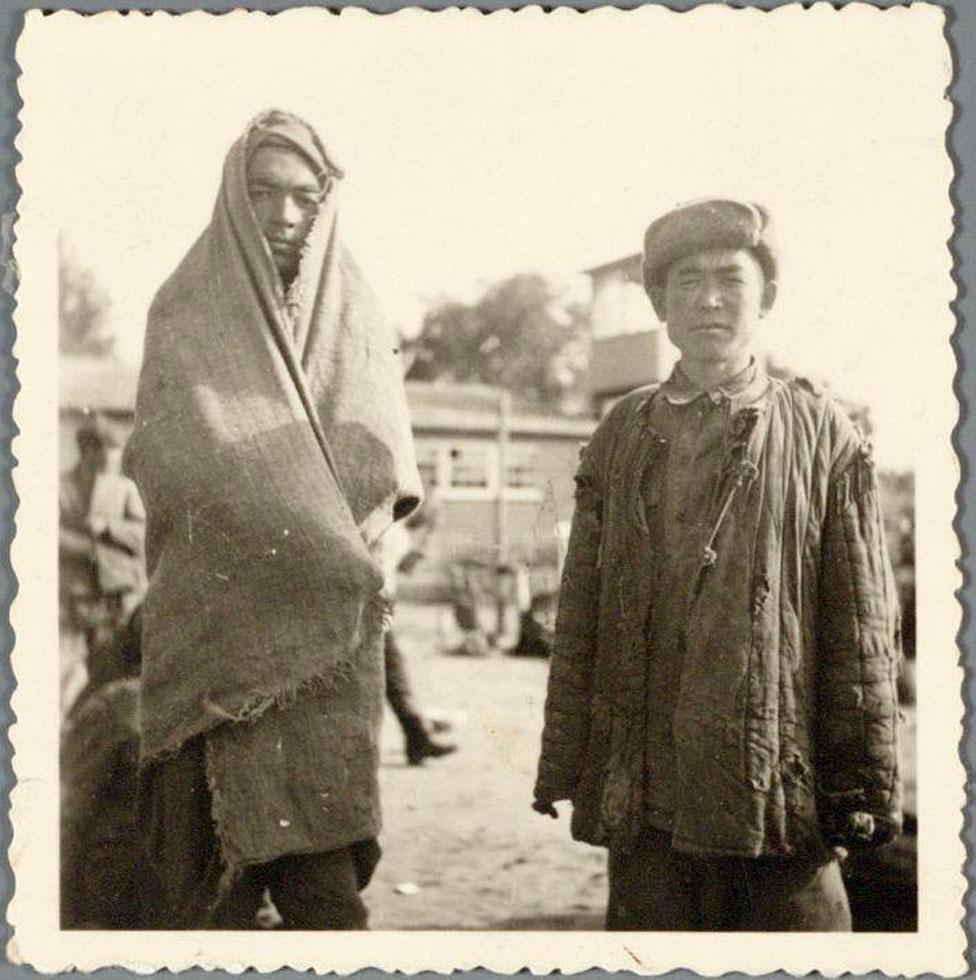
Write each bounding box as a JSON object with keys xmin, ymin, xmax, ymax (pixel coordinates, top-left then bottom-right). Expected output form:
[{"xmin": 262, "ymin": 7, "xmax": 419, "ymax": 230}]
[
  {"xmin": 652, "ymin": 248, "xmax": 776, "ymax": 367},
  {"xmin": 78, "ymin": 439, "xmax": 107, "ymax": 472},
  {"xmin": 246, "ymin": 146, "xmax": 323, "ymax": 279}
]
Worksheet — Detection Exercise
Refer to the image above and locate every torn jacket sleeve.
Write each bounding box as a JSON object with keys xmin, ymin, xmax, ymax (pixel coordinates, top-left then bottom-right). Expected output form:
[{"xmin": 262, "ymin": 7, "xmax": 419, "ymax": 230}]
[
  {"xmin": 815, "ymin": 442, "xmax": 902, "ymax": 847},
  {"xmin": 534, "ymin": 444, "xmax": 604, "ymax": 803}
]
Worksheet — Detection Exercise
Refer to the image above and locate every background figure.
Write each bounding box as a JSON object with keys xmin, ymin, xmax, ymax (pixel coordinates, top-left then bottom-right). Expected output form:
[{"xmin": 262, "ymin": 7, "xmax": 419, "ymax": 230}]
[
  {"xmin": 384, "ymin": 632, "xmax": 456, "ymax": 766},
  {"xmin": 58, "ymin": 414, "xmax": 146, "ymax": 714},
  {"xmin": 511, "ymin": 590, "xmax": 557, "ymax": 658},
  {"xmin": 60, "ymin": 606, "xmax": 164, "ymax": 929},
  {"xmin": 447, "ymin": 563, "xmax": 491, "ymax": 657},
  {"xmin": 379, "ymin": 504, "xmax": 457, "ymax": 766},
  {"xmin": 492, "ymin": 563, "xmax": 533, "ymax": 651}
]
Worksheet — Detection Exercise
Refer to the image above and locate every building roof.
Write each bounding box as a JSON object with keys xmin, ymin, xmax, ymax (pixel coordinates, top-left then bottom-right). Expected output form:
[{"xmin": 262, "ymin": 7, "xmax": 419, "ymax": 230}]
[
  {"xmin": 582, "ymin": 252, "xmax": 642, "ymax": 280},
  {"xmin": 60, "ymin": 356, "xmax": 139, "ymax": 415},
  {"xmin": 405, "ymin": 381, "xmax": 595, "ymax": 440},
  {"xmin": 58, "ymin": 360, "xmax": 595, "ymax": 441}
]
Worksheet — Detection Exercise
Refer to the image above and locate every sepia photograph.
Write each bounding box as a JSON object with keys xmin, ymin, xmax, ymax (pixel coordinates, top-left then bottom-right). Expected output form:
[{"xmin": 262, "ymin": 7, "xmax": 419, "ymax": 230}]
[{"xmin": 8, "ymin": 2, "xmax": 964, "ymax": 974}]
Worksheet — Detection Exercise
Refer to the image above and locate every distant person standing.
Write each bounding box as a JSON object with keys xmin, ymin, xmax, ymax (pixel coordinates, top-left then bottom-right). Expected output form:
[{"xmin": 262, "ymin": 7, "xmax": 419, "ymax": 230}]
[
  {"xmin": 125, "ymin": 110, "xmax": 421, "ymax": 929},
  {"xmin": 59, "ymin": 414, "xmax": 146, "ymax": 712},
  {"xmin": 534, "ymin": 199, "xmax": 901, "ymax": 931},
  {"xmin": 378, "ymin": 505, "xmax": 457, "ymax": 765}
]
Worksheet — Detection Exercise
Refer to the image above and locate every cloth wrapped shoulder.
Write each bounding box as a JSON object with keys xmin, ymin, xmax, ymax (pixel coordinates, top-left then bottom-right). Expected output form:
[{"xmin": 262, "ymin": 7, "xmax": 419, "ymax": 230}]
[{"xmin": 125, "ymin": 119, "xmax": 421, "ymax": 764}]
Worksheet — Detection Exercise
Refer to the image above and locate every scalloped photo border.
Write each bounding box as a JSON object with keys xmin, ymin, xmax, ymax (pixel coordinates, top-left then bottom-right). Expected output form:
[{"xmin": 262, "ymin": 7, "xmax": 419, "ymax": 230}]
[{"xmin": 4, "ymin": 1, "xmax": 969, "ymax": 974}]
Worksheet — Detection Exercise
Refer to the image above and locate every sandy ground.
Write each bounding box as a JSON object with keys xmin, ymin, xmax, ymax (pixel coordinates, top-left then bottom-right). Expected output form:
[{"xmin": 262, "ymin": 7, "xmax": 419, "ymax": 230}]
[
  {"xmin": 364, "ymin": 602, "xmax": 607, "ymax": 931},
  {"xmin": 363, "ymin": 601, "xmax": 918, "ymax": 932},
  {"xmin": 59, "ymin": 599, "xmax": 916, "ymax": 931}
]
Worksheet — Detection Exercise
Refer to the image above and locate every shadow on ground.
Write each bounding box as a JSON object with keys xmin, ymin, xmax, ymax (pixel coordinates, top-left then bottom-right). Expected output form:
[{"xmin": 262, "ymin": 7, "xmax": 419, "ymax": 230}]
[{"xmin": 489, "ymin": 912, "xmax": 605, "ymax": 930}]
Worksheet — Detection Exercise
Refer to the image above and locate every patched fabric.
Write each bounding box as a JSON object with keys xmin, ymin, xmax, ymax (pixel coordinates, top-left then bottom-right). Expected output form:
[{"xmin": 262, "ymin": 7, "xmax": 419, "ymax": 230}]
[
  {"xmin": 638, "ymin": 371, "xmax": 768, "ymax": 831},
  {"xmin": 536, "ymin": 372, "xmax": 901, "ymax": 859},
  {"xmin": 205, "ymin": 624, "xmax": 385, "ymax": 871}
]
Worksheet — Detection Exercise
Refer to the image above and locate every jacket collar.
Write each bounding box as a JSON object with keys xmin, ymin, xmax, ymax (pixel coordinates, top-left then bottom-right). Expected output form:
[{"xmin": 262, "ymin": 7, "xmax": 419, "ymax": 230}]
[{"xmin": 660, "ymin": 357, "xmax": 770, "ymax": 411}]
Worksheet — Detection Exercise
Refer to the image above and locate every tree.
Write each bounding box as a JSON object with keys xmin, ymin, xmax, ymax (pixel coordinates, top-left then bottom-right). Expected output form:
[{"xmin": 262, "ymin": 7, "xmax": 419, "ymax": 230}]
[
  {"xmin": 405, "ymin": 274, "xmax": 588, "ymax": 412},
  {"xmin": 59, "ymin": 241, "xmax": 115, "ymax": 358}
]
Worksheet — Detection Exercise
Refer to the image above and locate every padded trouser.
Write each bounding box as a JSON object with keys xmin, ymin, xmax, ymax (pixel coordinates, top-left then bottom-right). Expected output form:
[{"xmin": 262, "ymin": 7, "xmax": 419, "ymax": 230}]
[
  {"xmin": 210, "ymin": 843, "xmax": 381, "ymax": 930},
  {"xmin": 140, "ymin": 735, "xmax": 380, "ymax": 930},
  {"xmin": 607, "ymin": 825, "xmax": 851, "ymax": 931}
]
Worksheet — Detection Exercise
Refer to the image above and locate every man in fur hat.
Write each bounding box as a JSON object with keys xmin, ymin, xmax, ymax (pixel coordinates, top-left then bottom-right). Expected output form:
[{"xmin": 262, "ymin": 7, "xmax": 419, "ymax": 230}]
[{"xmin": 534, "ymin": 199, "xmax": 902, "ymax": 931}]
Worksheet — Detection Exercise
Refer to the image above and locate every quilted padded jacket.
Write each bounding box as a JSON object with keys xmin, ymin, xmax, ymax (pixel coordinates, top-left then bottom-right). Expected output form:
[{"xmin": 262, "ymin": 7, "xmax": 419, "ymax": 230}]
[{"xmin": 535, "ymin": 375, "xmax": 902, "ymax": 857}]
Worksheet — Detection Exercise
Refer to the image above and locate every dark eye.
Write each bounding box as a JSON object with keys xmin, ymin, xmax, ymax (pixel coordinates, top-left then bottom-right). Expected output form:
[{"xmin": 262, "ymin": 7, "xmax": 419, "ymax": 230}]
[
  {"xmin": 248, "ymin": 186, "xmax": 270, "ymax": 199},
  {"xmin": 297, "ymin": 193, "xmax": 321, "ymax": 210}
]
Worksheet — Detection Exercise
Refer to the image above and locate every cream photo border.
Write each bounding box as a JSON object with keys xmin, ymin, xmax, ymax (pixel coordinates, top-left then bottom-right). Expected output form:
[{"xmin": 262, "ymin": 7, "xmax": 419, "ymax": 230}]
[{"xmin": 8, "ymin": 3, "xmax": 966, "ymax": 973}]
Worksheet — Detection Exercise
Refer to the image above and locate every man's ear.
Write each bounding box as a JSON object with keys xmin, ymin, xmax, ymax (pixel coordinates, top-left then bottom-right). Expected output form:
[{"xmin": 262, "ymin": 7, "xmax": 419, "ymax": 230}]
[
  {"xmin": 649, "ymin": 285, "xmax": 667, "ymax": 323},
  {"xmin": 760, "ymin": 278, "xmax": 778, "ymax": 316},
  {"xmin": 643, "ymin": 263, "xmax": 667, "ymax": 323}
]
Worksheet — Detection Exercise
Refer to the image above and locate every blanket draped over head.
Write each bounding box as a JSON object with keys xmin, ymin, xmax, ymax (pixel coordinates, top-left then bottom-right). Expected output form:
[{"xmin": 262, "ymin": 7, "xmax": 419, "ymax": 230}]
[{"xmin": 125, "ymin": 110, "xmax": 422, "ymax": 765}]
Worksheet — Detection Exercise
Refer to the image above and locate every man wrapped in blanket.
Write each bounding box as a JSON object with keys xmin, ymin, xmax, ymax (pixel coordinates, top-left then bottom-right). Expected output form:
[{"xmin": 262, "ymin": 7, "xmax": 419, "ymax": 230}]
[{"xmin": 125, "ymin": 110, "xmax": 422, "ymax": 929}]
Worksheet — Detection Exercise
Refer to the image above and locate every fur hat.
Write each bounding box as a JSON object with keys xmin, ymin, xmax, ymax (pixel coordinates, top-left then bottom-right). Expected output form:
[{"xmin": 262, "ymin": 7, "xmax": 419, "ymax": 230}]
[{"xmin": 642, "ymin": 198, "xmax": 777, "ymax": 295}]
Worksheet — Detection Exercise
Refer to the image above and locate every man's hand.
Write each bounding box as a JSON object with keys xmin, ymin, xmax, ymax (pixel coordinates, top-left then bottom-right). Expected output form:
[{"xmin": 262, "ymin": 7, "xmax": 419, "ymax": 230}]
[
  {"xmin": 826, "ymin": 809, "xmax": 898, "ymax": 850},
  {"xmin": 846, "ymin": 811, "xmax": 876, "ymax": 844},
  {"xmin": 87, "ymin": 515, "xmax": 108, "ymax": 538},
  {"xmin": 846, "ymin": 811, "xmax": 898, "ymax": 848},
  {"xmin": 532, "ymin": 796, "xmax": 559, "ymax": 819}
]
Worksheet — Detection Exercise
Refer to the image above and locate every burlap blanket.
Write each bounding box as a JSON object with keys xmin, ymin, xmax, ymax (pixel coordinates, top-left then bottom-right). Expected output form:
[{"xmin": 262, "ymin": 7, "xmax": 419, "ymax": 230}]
[{"xmin": 125, "ymin": 111, "xmax": 421, "ymax": 765}]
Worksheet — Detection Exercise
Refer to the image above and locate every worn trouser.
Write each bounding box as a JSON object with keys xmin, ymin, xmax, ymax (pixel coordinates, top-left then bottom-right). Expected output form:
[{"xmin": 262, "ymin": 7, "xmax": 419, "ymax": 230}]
[
  {"xmin": 384, "ymin": 630, "xmax": 425, "ymax": 740},
  {"xmin": 607, "ymin": 825, "xmax": 851, "ymax": 931},
  {"xmin": 61, "ymin": 592, "xmax": 133, "ymax": 717},
  {"xmin": 140, "ymin": 736, "xmax": 380, "ymax": 930},
  {"xmin": 209, "ymin": 845, "xmax": 380, "ymax": 930}
]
